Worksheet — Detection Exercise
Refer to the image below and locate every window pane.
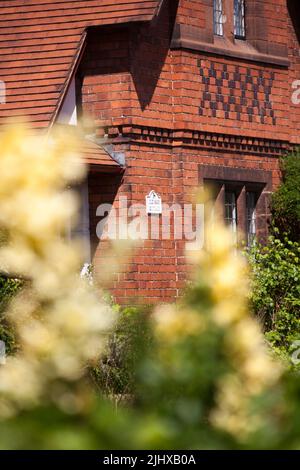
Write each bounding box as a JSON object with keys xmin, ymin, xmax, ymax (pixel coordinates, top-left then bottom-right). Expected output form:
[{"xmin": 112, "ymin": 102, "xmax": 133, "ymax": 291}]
[
  {"xmin": 225, "ymin": 191, "xmax": 237, "ymax": 240},
  {"xmin": 234, "ymin": 0, "xmax": 246, "ymax": 39},
  {"xmin": 246, "ymin": 192, "xmax": 256, "ymax": 246},
  {"xmin": 214, "ymin": 0, "xmax": 224, "ymax": 36}
]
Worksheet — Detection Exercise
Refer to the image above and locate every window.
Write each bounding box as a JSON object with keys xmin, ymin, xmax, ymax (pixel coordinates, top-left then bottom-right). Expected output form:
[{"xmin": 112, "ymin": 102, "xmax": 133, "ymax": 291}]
[
  {"xmin": 205, "ymin": 182, "xmax": 261, "ymax": 246},
  {"xmin": 68, "ymin": 180, "xmax": 91, "ymax": 265},
  {"xmin": 201, "ymin": 166, "xmax": 270, "ymax": 245},
  {"xmin": 225, "ymin": 191, "xmax": 238, "ymax": 241},
  {"xmin": 234, "ymin": 0, "xmax": 246, "ymax": 39},
  {"xmin": 246, "ymin": 192, "xmax": 257, "ymax": 246},
  {"xmin": 214, "ymin": 0, "xmax": 224, "ymax": 36}
]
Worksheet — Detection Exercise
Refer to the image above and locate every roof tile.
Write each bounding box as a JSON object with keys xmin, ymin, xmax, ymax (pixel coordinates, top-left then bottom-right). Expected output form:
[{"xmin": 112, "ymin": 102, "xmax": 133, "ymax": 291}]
[{"xmin": 0, "ymin": 1, "xmax": 160, "ymax": 128}]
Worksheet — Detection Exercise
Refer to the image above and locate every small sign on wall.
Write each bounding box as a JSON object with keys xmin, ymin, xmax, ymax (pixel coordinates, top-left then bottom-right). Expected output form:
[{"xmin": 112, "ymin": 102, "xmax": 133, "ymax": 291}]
[{"xmin": 146, "ymin": 190, "xmax": 162, "ymax": 215}]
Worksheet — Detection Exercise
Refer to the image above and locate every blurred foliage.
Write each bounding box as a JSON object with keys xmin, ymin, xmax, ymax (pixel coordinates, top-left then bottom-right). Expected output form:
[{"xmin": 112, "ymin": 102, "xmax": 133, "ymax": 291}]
[
  {"xmin": 0, "ymin": 125, "xmax": 114, "ymax": 419},
  {"xmin": 0, "ymin": 228, "xmax": 23, "ymax": 355},
  {"xmin": 0, "ymin": 275, "xmax": 22, "ymax": 355},
  {"xmin": 248, "ymin": 233, "xmax": 300, "ymax": 366},
  {"xmin": 91, "ymin": 306, "xmax": 152, "ymax": 399},
  {"xmin": 271, "ymin": 150, "xmax": 300, "ymax": 241},
  {"xmin": 0, "ymin": 126, "xmax": 300, "ymax": 450}
]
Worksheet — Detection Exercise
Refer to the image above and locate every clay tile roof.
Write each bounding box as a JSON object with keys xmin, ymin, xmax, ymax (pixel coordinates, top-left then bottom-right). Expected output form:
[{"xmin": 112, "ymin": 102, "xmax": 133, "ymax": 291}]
[
  {"xmin": 79, "ymin": 137, "xmax": 123, "ymax": 172},
  {"xmin": 0, "ymin": 0, "xmax": 161, "ymax": 129}
]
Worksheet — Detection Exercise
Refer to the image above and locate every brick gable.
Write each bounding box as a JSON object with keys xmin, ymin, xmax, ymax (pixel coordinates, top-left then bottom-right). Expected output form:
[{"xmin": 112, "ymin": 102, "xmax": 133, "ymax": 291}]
[{"xmin": 0, "ymin": 0, "xmax": 161, "ymax": 128}]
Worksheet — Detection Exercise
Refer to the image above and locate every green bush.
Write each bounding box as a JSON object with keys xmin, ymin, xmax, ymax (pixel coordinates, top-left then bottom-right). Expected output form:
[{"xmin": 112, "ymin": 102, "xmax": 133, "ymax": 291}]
[
  {"xmin": 91, "ymin": 306, "xmax": 153, "ymax": 399},
  {"xmin": 0, "ymin": 228, "xmax": 22, "ymax": 355},
  {"xmin": 271, "ymin": 150, "xmax": 300, "ymax": 241},
  {"xmin": 1, "ymin": 124, "xmax": 300, "ymax": 449},
  {"xmin": 1, "ymin": 230, "xmax": 300, "ymax": 449},
  {"xmin": 0, "ymin": 275, "xmax": 22, "ymax": 355},
  {"xmin": 248, "ymin": 233, "xmax": 300, "ymax": 364}
]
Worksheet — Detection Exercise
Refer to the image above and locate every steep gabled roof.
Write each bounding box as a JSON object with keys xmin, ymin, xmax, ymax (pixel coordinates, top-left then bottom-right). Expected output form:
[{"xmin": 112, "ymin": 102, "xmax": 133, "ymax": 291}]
[{"xmin": 0, "ymin": 0, "xmax": 161, "ymax": 129}]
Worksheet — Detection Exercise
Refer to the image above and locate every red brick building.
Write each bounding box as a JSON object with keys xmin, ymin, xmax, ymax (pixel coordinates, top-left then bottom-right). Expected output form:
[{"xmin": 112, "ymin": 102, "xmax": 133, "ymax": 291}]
[{"xmin": 0, "ymin": 1, "xmax": 299, "ymax": 303}]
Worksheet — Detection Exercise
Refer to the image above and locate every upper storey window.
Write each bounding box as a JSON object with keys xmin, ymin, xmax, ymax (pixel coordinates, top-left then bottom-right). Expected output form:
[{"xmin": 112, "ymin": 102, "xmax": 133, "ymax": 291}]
[
  {"xmin": 234, "ymin": 0, "xmax": 246, "ymax": 39},
  {"xmin": 213, "ymin": 1, "xmax": 246, "ymax": 40},
  {"xmin": 213, "ymin": 0, "xmax": 224, "ymax": 36}
]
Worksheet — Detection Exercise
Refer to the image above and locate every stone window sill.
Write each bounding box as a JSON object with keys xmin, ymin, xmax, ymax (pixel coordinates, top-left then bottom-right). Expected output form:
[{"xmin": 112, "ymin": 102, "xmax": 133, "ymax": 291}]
[{"xmin": 171, "ymin": 33, "xmax": 289, "ymax": 68}]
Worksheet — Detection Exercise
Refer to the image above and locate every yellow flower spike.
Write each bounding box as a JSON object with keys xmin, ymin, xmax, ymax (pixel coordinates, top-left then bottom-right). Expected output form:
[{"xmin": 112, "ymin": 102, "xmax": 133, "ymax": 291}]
[
  {"xmin": 212, "ymin": 299, "xmax": 247, "ymax": 327},
  {"xmin": 154, "ymin": 305, "xmax": 205, "ymax": 343},
  {"xmin": 210, "ymin": 374, "xmax": 264, "ymax": 439},
  {"xmin": 19, "ymin": 320, "xmax": 58, "ymax": 357},
  {"xmin": 0, "ymin": 356, "xmax": 42, "ymax": 405},
  {"xmin": 184, "ymin": 196, "xmax": 284, "ymax": 441},
  {"xmin": 206, "ymin": 223, "xmax": 235, "ymax": 259},
  {"xmin": 210, "ymin": 256, "xmax": 249, "ymax": 301},
  {"xmin": 225, "ymin": 318, "xmax": 282, "ymax": 390},
  {"xmin": 0, "ymin": 125, "xmax": 115, "ymax": 414}
]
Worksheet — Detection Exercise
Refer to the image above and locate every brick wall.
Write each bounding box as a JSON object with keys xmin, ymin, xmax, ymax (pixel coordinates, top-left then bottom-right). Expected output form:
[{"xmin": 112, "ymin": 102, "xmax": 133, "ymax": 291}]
[
  {"xmin": 175, "ymin": 0, "xmax": 288, "ymax": 56},
  {"xmin": 288, "ymin": 0, "xmax": 300, "ymax": 145},
  {"xmin": 80, "ymin": 0, "xmax": 298, "ymax": 304},
  {"xmin": 80, "ymin": 27, "xmax": 131, "ymax": 129},
  {"xmin": 88, "ymin": 143, "xmax": 280, "ymax": 304},
  {"xmin": 171, "ymin": 51, "xmax": 290, "ymax": 141}
]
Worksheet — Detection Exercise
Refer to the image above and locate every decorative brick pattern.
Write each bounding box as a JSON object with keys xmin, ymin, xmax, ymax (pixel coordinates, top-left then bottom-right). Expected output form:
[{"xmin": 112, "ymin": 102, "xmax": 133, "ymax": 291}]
[{"xmin": 198, "ymin": 60, "xmax": 276, "ymax": 125}]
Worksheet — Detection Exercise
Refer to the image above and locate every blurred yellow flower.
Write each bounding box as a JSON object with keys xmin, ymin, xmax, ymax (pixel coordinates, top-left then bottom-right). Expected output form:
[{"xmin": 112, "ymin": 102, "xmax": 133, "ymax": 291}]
[
  {"xmin": 154, "ymin": 305, "xmax": 205, "ymax": 342},
  {"xmin": 155, "ymin": 206, "xmax": 283, "ymax": 441},
  {"xmin": 0, "ymin": 125, "xmax": 115, "ymax": 414}
]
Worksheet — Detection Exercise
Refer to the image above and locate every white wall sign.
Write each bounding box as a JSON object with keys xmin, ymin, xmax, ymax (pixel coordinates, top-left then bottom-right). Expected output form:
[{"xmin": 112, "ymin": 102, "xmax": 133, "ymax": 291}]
[{"xmin": 146, "ymin": 190, "xmax": 162, "ymax": 215}]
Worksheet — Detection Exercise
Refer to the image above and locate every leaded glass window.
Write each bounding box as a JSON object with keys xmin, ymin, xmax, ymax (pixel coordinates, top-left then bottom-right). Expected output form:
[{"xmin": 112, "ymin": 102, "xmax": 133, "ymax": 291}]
[
  {"xmin": 214, "ymin": 0, "xmax": 224, "ymax": 36},
  {"xmin": 246, "ymin": 191, "xmax": 257, "ymax": 246},
  {"xmin": 225, "ymin": 191, "xmax": 238, "ymax": 238},
  {"xmin": 234, "ymin": 0, "xmax": 246, "ymax": 39}
]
